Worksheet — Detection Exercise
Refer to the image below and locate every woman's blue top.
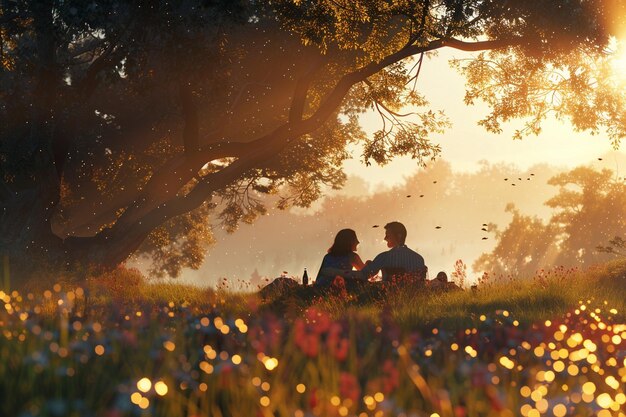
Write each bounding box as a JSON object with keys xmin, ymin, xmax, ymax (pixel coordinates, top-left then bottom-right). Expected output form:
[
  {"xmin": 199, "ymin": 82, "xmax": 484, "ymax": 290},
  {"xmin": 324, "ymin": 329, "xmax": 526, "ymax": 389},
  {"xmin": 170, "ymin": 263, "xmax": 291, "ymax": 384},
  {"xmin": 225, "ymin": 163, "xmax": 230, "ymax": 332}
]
[{"xmin": 315, "ymin": 252, "xmax": 356, "ymax": 287}]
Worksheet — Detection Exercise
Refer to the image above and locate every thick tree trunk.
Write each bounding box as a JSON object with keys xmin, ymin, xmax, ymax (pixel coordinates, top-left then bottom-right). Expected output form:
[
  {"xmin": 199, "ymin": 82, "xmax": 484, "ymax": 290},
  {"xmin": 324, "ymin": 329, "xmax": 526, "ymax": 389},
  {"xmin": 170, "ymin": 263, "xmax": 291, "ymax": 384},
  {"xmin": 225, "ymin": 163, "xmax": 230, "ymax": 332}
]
[
  {"xmin": 0, "ymin": 189, "xmax": 133, "ymax": 285},
  {"xmin": 0, "ymin": 187, "xmax": 66, "ymax": 282}
]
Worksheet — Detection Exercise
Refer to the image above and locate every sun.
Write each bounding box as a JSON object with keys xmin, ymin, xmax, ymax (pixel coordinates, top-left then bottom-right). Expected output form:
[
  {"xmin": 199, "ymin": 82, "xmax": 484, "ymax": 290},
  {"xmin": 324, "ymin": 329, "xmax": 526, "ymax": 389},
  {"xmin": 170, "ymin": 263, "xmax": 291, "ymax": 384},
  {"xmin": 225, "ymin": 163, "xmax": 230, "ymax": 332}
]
[{"xmin": 607, "ymin": 36, "xmax": 626, "ymax": 84}]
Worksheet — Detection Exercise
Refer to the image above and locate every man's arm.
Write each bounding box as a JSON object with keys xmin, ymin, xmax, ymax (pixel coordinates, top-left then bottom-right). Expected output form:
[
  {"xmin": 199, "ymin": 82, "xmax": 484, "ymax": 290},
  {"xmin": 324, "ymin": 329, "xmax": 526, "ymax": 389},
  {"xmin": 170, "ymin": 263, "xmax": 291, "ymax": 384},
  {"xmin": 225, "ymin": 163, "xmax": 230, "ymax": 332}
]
[{"xmin": 360, "ymin": 254, "xmax": 384, "ymax": 280}]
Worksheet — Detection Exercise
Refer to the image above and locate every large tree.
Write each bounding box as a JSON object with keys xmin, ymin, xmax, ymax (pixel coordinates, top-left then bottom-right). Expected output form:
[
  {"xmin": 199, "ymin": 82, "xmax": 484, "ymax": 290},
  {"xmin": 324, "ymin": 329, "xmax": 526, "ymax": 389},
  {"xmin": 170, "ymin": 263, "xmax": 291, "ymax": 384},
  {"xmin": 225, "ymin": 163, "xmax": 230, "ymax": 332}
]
[
  {"xmin": 473, "ymin": 204, "xmax": 559, "ymax": 278},
  {"xmin": 474, "ymin": 166, "xmax": 626, "ymax": 277},
  {"xmin": 546, "ymin": 166, "xmax": 626, "ymax": 266},
  {"xmin": 1, "ymin": 0, "xmax": 626, "ymax": 280}
]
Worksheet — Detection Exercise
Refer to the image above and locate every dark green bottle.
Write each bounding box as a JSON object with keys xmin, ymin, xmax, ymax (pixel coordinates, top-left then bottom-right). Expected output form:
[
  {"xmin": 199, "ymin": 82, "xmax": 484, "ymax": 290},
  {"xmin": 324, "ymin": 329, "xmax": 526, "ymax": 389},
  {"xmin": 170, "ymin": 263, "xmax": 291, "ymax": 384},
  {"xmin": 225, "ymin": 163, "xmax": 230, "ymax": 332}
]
[{"xmin": 302, "ymin": 268, "xmax": 309, "ymax": 286}]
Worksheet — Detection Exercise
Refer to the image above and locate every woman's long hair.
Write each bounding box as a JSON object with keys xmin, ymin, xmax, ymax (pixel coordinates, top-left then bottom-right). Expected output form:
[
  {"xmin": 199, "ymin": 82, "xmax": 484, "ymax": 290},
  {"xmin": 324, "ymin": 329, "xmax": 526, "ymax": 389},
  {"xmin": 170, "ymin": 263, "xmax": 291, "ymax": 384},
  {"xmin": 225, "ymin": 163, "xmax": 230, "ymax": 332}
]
[{"xmin": 328, "ymin": 229, "xmax": 358, "ymax": 256}]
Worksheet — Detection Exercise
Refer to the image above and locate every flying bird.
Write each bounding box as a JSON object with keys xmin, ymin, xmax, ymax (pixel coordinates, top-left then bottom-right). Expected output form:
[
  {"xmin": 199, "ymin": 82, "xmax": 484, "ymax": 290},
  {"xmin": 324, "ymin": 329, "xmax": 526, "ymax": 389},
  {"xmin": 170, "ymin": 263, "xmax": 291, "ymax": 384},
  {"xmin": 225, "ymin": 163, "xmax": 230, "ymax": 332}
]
[
  {"xmin": 482, "ymin": 223, "xmax": 488, "ymax": 226},
  {"xmin": 406, "ymin": 195, "xmax": 411, "ymax": 198},
  {"xmin": 419, "ymin": 194, "xmax": 424, "ymax": 197},
  {"xmin": 504, "ymin": 178, "xmax": 508, "ymax": 181},
  {"xmin": 435, "ymin": 226, "xmax": 442, "ymax": 229},
  {"xmin": 372, "ymin": 225, "xmax": 379, "ymax": 228},
  {"xmin": 598, "ymin": 157, "xmax": 603, "ymax": 161},
  {"xmin": 512, "ymin": 183, "xmax": 516, "ymax": 186},
  {"xmin": 481, "ymin": 227, "xmax": 487, "ymax": 231},
  {"xmin": 433, "ymin": 181, "xmax": 437, "ymax": 184},
  {"xmin": 482, "ymin": 237, "xmax": 488, "ymax": 240},
  {"xmin": 530, "ymin": 173, "xmax": 535, "ymax": 176}
]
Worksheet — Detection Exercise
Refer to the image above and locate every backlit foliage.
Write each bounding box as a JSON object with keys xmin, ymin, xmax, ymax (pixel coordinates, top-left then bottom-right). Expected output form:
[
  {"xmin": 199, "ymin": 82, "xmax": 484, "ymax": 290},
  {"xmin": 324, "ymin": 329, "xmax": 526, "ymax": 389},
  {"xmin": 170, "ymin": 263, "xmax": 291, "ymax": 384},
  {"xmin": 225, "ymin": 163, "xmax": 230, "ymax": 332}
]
[
  {"xmin": 141, "ymin": 201, "xmax": 216, "ymax": 279},
  {"xmin": 475, "ymin": 166, "xmax": 626, "ymax": 277},
  {"xmin": 456, "ymin": 47, "xmax": 626, "ymax": 144}
]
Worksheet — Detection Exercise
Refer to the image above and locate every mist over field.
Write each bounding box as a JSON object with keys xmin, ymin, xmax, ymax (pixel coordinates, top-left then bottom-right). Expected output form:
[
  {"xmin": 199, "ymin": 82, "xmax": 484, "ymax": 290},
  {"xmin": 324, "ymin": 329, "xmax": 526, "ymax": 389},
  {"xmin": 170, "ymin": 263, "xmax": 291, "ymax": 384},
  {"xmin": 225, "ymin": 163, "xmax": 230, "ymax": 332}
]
[{"xmin": 162, "ymin": 151, "xmax": 626, "ymax": 287}]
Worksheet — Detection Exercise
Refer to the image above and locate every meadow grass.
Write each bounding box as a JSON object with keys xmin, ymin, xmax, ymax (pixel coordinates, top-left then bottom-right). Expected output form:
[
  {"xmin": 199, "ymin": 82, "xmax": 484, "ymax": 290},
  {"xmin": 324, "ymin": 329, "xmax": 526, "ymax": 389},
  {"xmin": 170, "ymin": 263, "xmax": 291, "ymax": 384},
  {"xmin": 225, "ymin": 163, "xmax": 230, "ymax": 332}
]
[
  {"xmin": 272, "ymin": 259, "xmax": 626, "ymax": 328},
  {"xmin": 1, "ymin": 260, "xmax": 625, "ymax": 417}
]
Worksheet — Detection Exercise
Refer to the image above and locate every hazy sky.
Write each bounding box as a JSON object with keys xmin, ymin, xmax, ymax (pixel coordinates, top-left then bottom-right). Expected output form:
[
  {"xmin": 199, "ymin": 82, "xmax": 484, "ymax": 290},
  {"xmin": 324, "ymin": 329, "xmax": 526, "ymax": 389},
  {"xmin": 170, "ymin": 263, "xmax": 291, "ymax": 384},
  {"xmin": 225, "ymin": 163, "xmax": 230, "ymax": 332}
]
[
  {"xmin": 161, "ymin": 48, "xmax": 622, "ymax": 288},
  {"xmin": 346, "ymin": 49, "xmax": 616, "ymax": 190}
]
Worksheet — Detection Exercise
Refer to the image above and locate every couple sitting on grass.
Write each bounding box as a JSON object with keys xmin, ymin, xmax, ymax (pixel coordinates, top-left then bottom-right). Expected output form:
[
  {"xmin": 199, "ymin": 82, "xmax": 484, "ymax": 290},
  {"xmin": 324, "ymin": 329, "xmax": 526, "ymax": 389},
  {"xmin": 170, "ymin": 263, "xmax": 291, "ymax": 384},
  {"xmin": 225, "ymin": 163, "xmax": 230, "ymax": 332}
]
[{"xmin": 315, "ymin": 221, "xmax": 427, "ymax": 287}]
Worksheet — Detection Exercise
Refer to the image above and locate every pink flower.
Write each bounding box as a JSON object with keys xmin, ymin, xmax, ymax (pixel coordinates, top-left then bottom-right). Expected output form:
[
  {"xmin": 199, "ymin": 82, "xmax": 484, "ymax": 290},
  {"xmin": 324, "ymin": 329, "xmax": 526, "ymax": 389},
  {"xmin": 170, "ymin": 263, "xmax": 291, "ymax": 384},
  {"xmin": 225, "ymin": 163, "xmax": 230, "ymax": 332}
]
[
  {"xmin": 309, "ymin": 388, "xmax": 319, "ymax": 409},
  {"xmin": 470, "ymin": 366, "xmax": 488, "ymax": 388},
  {"xmin": 121, "ymin": 330, "xmax": 138, "ymax": 347},
  {"xmin": 327, "ymin": 323, "xmax": 349, "ymax": 362},
  {"xmin": 219, "ymin": 364, "xmax": 233, "ymax": 388},
  {"xmin": 454, "ymin": 405, "xmax": 467, "ymax": 417},
  {"xmin": 381, "ymin": 359, "xmax": 399, "ymax": 393},
  {"xmin": 331, "ymin": 277, "xmax": 349, "ymax": 299},
  {"xmin": 305, "ymin": 307, "xmax": 332, "ymax": 334},
  {"xmin": 485, "ymin": 386, "xmax": 504, "ymax": 411},
  {"xmin": 302, "ymin": 333, "xmax": 320, "ymax": 357},
  {"xmin": 339, "ymin": 372, "xmax": 361, "ymax": 404},
  {"xmin": 294, "ymin": 318, "xmax": 306, "ymax": 340},
  {"xmin": 248, "ymin": 314, "xmax": 283, "ymax": 353},
  {"xmin": 294, "ymin": 319, "xmax": 320, "ymax": 357}
]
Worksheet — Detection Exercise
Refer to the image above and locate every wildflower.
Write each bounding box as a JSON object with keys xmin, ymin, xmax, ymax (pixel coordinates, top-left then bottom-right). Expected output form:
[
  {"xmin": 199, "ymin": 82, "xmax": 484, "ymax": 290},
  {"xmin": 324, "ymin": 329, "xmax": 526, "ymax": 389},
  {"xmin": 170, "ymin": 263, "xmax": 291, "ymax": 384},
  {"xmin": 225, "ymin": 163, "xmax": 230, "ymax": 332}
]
[
  {"xmin": 485, "ymin": 386, "xmax": 504, "ymax": 411},
  {"xmin": 248, "ymin": 314, "xmax": 283, "ymax": 353},
  {"xmin": 381, "ymin": 359, "xmax": 400, "ymax": 393},
  {"xmin": 309, "ymin": 387, "xmax": 319, "ymax": 409},
  {"xmin": 120, "ymin": 330, "xmax": 138, "ymax": 347},
  {"xmin": 294, "ymin": 319, "xmax": 320, "ymax": 357},
  {"xmin": 407, "ymin": 331, "xmax": 422, "ymax": 348},
  {"xmin": 294, "ymin": 308, "xmax": 340, "ymax": 357},
  {"xmin": 339, "ymin": 372, "xmax": 360, "ymax": 404},
  {"xmin": 327, "ymin": 323, "xmax": 349, "ymax": 361},
  {"xmin": 305, "ymin": 307, "xmax": 331, "ymax": 334},
  {"xmin": 470, "ymin": 365, "xmax": 488, "ymax": 388},
  {"xmin": 219, "ymin": 364, "xmax": 233, "ymax": 388},
  {"xmin": 330, "ymin": 276, "xmax": 349, "ymax": 300}
]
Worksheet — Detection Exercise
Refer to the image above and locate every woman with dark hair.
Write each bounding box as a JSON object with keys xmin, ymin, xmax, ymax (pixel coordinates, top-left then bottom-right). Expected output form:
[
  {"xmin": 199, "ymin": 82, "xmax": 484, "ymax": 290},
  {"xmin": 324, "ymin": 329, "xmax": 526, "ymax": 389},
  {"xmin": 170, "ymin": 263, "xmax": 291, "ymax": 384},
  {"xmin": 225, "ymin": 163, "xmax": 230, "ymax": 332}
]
[{"xmin": 315, "ymin": 229, "xmax": 365, "ymax": 287}]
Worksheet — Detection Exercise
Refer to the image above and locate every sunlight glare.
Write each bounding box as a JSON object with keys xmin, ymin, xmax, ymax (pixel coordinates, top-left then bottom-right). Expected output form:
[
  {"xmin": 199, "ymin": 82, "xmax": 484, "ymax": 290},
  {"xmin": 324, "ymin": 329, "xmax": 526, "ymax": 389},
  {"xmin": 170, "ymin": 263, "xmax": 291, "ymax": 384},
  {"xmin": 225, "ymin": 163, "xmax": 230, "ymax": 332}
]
[{"xmin": 607, "ymin": 36, "xmax": 626, "ymax": 84}]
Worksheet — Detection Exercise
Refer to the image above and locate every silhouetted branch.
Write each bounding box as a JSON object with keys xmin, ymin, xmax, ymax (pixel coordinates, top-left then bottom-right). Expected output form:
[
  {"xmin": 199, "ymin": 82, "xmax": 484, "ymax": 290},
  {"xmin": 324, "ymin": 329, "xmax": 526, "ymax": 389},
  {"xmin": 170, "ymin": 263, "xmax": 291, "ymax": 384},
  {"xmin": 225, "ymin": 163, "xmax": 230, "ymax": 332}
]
[
  {"xmin": 289, "ymin": 58, "xmax": 325, "ymax": 123},
  {"xmin": 87, "ymin": 36, "xmax": 519, "ymax": 263},
  {"xmin": 179, "ymin": 82, "xmax": 200, "ymax": 154},
  {"xmin": 597, "ymin": 236, "xmax": 626, "ymax": 256}
]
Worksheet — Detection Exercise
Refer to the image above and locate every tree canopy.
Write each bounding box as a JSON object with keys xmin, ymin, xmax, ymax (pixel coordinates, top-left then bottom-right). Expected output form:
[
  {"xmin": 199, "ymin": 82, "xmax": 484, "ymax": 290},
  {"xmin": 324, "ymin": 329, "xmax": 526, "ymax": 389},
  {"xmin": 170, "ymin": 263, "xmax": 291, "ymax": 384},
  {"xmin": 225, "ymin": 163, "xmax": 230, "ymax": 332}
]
[{"xmin": 1, "ymin": 0, "xmax": 626, "ymax": 280}]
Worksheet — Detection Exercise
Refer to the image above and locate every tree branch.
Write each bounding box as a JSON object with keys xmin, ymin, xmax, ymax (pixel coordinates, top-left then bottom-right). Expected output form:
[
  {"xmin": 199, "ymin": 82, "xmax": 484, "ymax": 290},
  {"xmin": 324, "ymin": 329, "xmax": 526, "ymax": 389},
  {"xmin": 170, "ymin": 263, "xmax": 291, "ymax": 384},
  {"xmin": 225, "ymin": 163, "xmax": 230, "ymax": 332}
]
[
  {"xmin": 179, "ymin": 82, "xmax": 200, "ymax": 154},
  {"xmin": 84, "ymin": 36, "xmax": 521, "ymax": 264},
  {"xmin": 74, "ymin": 42, "xmax": 125, "ymax": 101},
  {"xmin": 289, "ymin": 58, "xmax": 325, "ymax": 123},
  {"xmin": 405, "ymin": 0, "xmax": 431, "ymax": 47},
  {"xmin": 72, "ymin": 13, "xmax": 137, "ymax": 103},
  {"xmin": 106, "ymin": 140, "xmax": 254, "ymax": 232}
]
